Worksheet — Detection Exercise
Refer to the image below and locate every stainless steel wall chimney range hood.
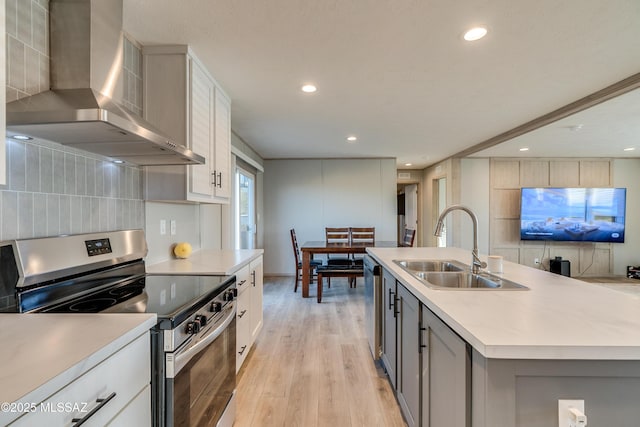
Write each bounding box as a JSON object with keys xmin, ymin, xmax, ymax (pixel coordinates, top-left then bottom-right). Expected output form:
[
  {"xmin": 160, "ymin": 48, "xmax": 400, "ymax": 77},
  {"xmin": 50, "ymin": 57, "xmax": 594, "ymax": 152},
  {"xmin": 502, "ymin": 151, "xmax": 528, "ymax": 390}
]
[{"xmin": 6, "ymin": 0, "xmax": 205, "ymax": 166}]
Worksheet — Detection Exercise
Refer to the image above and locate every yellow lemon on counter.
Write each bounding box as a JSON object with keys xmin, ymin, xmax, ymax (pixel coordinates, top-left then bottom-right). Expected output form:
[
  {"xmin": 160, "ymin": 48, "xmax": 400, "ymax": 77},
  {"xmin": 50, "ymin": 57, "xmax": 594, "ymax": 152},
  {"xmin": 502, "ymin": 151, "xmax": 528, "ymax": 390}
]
[{"xmin": 173, "ymin": 242, "xmax": 192, "ymax": 259}]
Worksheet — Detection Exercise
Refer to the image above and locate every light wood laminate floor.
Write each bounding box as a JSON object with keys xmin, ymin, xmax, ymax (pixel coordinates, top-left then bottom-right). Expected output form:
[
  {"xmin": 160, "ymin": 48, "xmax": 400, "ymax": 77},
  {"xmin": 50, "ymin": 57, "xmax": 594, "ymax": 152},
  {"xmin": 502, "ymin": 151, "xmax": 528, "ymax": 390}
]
[{"xmin": 235, "ymin": 276, "xmax": 407, "ymax": 427}]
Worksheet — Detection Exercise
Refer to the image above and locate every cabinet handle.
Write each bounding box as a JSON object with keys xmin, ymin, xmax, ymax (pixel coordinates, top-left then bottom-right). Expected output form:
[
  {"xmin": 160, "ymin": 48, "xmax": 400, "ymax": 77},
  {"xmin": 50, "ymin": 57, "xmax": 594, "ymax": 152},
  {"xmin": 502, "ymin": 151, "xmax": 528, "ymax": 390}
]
[
  {"xmin": 217, "ymin": 172, "xmax": 222, "ymax": 188},
  {"xmin": 393, "ymin": 296, "xmax": 399, "ymax": 318},
  {"xmin": 71, "ymin": 392, "xmax": 116, "ymax": 426},
  {"xmin": 251, "ymin": 270, "xmax": 256, "ymax": 286},
  {"xmin": 419, "ymin": 326, "xmax": 427, "ymax": 354},
  {"xmin": 211, "ymin": 172, "xmax": 217, "ymax": 186},
  {"xmin": 238, "ymin": 279, "xmax": 247, "ymax": 286},
  {"xmin": 388, "ymin": 288, "xmax": 394, "ymax": 310},
  {"xmin": 238, "ymin": 345, "xmax": 247, "ymax": 355},
  {"xmin": 238, "ymin": 309, "xmax": 247, "ymax": 318}
]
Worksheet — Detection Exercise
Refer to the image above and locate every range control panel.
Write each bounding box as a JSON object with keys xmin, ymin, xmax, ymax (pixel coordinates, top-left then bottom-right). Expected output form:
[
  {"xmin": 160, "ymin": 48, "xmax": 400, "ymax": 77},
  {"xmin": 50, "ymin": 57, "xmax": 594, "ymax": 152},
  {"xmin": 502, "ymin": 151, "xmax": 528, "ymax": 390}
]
[{"xmin": 85, "ymin": 238, "xmax": 113, "ymax": 257}]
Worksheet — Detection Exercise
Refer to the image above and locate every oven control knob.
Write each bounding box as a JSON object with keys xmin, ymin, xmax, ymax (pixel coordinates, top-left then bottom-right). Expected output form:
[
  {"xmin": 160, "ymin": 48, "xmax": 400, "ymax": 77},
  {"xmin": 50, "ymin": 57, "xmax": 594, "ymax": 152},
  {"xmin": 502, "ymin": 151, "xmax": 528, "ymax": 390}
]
[
  {"xmin": 210, "ymin": 302, "xmax": 222, "ymax": 313},
  {"xmin": 186, "ymin": 320, "xmax": 201, "ymax": 334},
  {"xmin": 195, "ymin": 314, "xmax": 207, "ymax": 327},
  {"xmin": 224, "ymin": 290, "xmax": 235, "ymax": 302}
]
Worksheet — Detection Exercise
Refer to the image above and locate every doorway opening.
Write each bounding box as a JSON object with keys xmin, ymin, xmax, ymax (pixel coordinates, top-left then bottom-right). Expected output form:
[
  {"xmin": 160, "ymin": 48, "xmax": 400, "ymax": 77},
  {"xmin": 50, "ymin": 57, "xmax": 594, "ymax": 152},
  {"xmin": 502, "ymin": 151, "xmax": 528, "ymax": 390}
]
[
  {"xmin": 397, "ymin": 182, "xmax": 420, "ymax": 246},
  {"xmin": 434, "ymin": 177, "xmax": 447, "ymax": 247}
]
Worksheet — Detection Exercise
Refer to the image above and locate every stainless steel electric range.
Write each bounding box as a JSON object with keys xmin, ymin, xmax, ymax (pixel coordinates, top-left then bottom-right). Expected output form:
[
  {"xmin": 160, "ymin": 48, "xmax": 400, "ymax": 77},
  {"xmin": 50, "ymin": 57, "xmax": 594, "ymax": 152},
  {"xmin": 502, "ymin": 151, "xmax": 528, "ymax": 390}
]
[{"xmin": 0, "ymin": 230, "xmax": 237, "ymax": 427}]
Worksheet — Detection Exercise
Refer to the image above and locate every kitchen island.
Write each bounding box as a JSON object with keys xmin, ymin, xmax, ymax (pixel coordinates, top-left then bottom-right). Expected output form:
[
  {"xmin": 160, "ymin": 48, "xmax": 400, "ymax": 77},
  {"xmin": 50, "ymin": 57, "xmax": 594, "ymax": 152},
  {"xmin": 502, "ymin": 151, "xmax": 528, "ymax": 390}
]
[
  {"xmin": 367, "ymin": 246, "xmax": 640, "ymax": 427},
  {"xmin": 0, "ymin": 313, "xmax": 156, "ymax": 426}
]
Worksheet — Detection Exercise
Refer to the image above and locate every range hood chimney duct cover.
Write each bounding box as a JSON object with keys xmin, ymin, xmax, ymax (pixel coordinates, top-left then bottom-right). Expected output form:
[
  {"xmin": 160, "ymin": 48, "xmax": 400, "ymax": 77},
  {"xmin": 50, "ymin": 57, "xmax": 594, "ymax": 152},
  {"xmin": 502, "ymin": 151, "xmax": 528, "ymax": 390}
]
[{"xmin": 6, "ymin": 0, "xmax": 205, "ymax": 166}]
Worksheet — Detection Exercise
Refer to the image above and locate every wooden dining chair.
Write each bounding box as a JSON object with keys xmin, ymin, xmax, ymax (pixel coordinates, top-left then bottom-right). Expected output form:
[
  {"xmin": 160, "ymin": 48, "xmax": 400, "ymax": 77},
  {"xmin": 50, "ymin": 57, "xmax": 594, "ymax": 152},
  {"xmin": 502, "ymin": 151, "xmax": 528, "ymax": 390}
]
[
  {"xmin": 290, "ymin": 229, "xmax": 323, "ymax": 292},
  {"xmin": 401, "ymin": 228, "xmax": 416, "ymax": 247},
  {"xmin": 325, "ymin": 227, "xmax": 352, "ymax": 266},
  {"xmin": 350, "ymin": 226, "xmax": 375, "ymax": 264}
]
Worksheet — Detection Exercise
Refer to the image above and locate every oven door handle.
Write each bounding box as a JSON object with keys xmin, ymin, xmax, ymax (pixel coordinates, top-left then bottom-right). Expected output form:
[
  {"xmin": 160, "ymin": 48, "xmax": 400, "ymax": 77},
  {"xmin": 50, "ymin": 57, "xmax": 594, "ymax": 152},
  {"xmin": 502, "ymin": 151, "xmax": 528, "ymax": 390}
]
[{"xmin": 171, "ymin": 303, "xmax": 236, "ymax": 377}]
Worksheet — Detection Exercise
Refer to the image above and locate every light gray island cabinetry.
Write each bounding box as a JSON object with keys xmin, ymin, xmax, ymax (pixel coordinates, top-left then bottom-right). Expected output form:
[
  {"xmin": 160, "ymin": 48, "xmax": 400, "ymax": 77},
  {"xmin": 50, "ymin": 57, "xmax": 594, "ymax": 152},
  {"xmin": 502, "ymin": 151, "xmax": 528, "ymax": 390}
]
[
  {"xmin": 382, "ymin": 271, "xmax": 470, "ymax": 427},
  {"xmin": 370, "ymin": 247, "xmax": 640, "ymax": 427}
]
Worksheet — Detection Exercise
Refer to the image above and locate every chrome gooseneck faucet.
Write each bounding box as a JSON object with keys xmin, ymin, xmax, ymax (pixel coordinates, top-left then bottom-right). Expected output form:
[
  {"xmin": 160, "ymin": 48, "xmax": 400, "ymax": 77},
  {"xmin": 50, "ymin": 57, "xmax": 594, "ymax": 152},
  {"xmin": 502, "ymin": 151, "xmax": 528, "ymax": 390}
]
[{"xmin": 434, "ymin": 204, "xmax": 487, "ymax": 274}]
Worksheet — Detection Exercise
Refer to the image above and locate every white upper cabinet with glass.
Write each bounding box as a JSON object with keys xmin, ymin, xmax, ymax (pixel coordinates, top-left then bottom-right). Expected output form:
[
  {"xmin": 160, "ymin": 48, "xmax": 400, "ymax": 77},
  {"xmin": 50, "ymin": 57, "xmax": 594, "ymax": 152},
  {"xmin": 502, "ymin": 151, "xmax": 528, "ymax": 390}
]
[{"xmin": 142, "ymin": 45, "xmax": 231, "ymax": 203}]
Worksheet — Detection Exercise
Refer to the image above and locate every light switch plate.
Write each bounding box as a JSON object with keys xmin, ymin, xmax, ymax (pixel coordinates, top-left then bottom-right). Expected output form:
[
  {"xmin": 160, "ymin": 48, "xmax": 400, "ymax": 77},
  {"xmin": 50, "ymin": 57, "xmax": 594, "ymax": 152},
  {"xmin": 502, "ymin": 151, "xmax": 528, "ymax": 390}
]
[
  {"xmin": 160, "ymin": 220, "xmax": 166, "ymax": 235},
  {"xmin": 170, "ymin": 220, "xmax": 176, "ymax": 235}
]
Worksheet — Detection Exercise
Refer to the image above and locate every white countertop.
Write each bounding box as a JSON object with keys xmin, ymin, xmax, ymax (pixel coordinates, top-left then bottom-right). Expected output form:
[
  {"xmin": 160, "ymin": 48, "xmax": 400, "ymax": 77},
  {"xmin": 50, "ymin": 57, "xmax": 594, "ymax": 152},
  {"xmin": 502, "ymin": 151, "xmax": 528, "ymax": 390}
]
[
  {"xmin": 368, "ymin": 247, "xmax": 640, "ymax": 360},
  {"xmin": 0, "ymin": 313, "xmax": 156, "ymax": 425},
  {"xmin": 146, "ymin": 249, "xmax": 263, "ymax": 275}
]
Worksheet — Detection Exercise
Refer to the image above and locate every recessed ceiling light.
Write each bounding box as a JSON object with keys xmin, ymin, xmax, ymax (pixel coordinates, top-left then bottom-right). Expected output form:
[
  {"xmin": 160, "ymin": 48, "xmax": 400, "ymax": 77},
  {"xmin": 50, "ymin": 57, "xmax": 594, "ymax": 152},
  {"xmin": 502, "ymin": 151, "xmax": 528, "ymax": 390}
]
[
  {"xmin": 569, "ymin": 124, "xmax": 584, "ymax": 132},
  {"xmin": 463, "ymin": 26, "xmax": 488, "ymax": 41},
  {"xmin": 301, "ymin": 84, "xmax": 317, "ymax": 93},
  {"xmin": 113, "ymin": 159, "xmax": 125, "ymax": 164},
  {"xmin": 11, "ymin": 134, "xmax": 33, "ymax": 140},
  {"xmin": 405, "ymin": 163, "xmax": 412, "ymax": 166},
  {"xmin": 519, "ymin": 147, "xmax": 530, "ymax": 152},
  {"xmin": 623, "ymin": 147, "xmax": 636, "ymax": 151},
  {"xmin": 347, "ymin": 136, "xmax": 357, "ymax": 142}
]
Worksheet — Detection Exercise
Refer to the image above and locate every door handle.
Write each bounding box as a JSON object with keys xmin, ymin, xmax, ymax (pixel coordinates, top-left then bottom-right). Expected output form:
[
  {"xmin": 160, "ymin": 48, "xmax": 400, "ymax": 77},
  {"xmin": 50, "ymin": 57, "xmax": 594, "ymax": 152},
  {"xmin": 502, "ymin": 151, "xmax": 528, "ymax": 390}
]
[{"xmin": 419, "ymin": 326, "xmax": 427, "ymax": 354}]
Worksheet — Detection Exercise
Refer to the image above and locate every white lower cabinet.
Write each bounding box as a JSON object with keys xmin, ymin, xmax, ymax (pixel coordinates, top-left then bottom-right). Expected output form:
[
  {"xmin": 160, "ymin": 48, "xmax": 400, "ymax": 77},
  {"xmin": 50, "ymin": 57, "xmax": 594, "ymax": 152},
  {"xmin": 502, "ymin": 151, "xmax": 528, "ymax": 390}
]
[
  {"xmin": 236, "ymin": 264, "xmax": 252, "ymax": 372},
  {"xmin": 236, "ymin": 255, "xmax": 264, "ymax": 372},
  {"xmin": 11, "ymin": 332, "xmax": 151, "ymax": 426}
]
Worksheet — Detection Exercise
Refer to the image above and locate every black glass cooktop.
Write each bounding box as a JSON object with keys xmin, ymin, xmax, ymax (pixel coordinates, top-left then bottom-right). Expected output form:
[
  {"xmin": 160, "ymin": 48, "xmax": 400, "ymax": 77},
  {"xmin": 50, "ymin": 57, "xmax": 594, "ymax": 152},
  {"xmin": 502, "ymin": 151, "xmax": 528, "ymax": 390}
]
[{"xmin": 32, "ymin": 274, "xmax": 235, "ymax": 327}]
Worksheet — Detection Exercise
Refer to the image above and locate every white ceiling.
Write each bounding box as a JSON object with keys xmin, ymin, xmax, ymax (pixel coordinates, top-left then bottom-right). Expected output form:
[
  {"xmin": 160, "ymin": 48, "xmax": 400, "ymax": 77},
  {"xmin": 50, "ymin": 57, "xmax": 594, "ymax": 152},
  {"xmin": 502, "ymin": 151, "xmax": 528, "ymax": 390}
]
[{"xmin": 123, "ymin": 0, "xmax": 640, "ymax": 169}]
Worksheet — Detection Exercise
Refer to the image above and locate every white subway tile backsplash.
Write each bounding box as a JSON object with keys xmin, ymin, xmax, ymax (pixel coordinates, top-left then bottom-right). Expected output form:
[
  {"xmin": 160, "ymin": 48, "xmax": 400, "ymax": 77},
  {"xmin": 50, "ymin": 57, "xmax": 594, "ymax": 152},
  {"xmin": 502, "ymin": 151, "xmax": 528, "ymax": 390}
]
[
  {"xmin": 18, "ymin": 192, "xmax": 34, "ymax": 238},
  {"xmin": 8, "ymin": 140, "xmax": 26, "ymax": 191},
  {"xmin": 8, "ymin": 36, "xmax": 25, "ymax": 91},
  {"xmin": 59, "ymin": 194, "xmax": 71, "ymax": 235},
  {"xmin": 64, "ymin": 153, "xmax": 76, "ymax": 194},
  {"xmin": 46, "ymin": 194, "xmax": 60, "ymax": 236},
  {"xmin": 6, "ymin": 0, "xmax": 17, "ymax": 38},
  {"xmin": 39, "ymin": 146, "xmax": 53, "ymax": 193},
  {"xmin": 70, "ymin": 196, "xmax": 83, "ymax": 235},
  {"xmin": 33, "ymin": 193, "xmax": 47, "ymax": 237},
  {"xmin": 25, "ymin": 143, "xmax": 40, "ymax": 192},
  {"xmin": 32, "ymin": 2, "xmax": 47, "ymax": 54},
  {"xmin": 52, "ymin": 150, "xmax": 65, "ymax": 194},
  {"xmin": 2, "ymin": 192, "xmax": 19, "ymax": 240},
  {"xmin": 25, "ymin": 45, "xmax": 40, "ymax": 95},
  {"xmin": 16, "ymin": 0, "xmax": 31, "ymax": 45}
]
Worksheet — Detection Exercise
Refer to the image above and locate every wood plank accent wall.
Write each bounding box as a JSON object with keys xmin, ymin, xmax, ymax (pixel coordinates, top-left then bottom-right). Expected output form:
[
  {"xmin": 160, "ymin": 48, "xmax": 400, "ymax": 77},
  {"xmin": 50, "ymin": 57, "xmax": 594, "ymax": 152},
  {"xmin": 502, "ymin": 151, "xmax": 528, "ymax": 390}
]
[{"xmin": 489, "ymin": 158, "xmax": 612, "ymax": 276}]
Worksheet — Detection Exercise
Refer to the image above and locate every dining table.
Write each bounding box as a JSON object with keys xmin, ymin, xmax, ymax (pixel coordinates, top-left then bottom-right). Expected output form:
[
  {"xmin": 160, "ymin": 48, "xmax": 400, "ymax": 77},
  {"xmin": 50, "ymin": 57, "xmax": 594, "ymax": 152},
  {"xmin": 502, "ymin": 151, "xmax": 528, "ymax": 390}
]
[{"xmin": 300, "ymin": 240, "xmax": 398, "ymax": 298}]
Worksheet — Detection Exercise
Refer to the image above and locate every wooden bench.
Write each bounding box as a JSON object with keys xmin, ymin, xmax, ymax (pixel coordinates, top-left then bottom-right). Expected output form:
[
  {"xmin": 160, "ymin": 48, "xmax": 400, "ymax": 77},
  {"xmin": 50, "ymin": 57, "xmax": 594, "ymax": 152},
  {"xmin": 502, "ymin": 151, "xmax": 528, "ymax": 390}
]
[{"xmin": 315, "ymin": 265, "xmax": 364, "ymax": 303}]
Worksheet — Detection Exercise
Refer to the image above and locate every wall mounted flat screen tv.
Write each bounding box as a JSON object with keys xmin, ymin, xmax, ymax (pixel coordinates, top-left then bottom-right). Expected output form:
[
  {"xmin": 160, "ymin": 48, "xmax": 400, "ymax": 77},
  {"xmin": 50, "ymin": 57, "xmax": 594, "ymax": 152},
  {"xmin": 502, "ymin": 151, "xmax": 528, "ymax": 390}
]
[{"xmin": 520, "ymin": 188, "xmax": 626, "ymax": 243}]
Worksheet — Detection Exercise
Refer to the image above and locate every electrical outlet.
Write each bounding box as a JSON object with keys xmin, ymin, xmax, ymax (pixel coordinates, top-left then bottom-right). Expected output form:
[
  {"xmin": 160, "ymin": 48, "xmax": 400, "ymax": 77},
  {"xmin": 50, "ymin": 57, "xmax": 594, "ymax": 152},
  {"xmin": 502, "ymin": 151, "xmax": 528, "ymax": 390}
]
[
  {"xmin": 170, "ymin": 220, "xmax": 176, "ymax": 235},
  {"xmin": 558, "ymin": 399, "xmax": 585, "ymax": 427},
  {"xmin": 160, "ymin": 220, "xmax": 166, "ymax": 235},
  {"xmin": 534, "ymin": 258, "xmax": 540, "ymax": 265}
]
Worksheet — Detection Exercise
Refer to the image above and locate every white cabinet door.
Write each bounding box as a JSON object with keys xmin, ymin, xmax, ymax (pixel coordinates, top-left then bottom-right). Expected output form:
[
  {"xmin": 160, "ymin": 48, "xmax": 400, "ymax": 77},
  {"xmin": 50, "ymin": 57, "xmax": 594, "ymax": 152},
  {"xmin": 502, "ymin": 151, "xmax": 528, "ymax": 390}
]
[
  {"xmin": 213, "ymin": 90, "xmax": 231, "ymax": 200},
  {"xmin": 235, "ymin": 265, "xmax": 251, "ymax": 372},
  {"xmin": 143, "ymin": 45, "xmax": 231, "ymax": 204},
  {"xmin": 249, "ymin": 255, "xmax": 264, "ymax": 342},
  {"xmin": 398, "ymin": 284, "xmax": 420, "ymax": 427},
  {"xmin": 189, "ymin": 59, "xmax": 214, "ymax": 198}
]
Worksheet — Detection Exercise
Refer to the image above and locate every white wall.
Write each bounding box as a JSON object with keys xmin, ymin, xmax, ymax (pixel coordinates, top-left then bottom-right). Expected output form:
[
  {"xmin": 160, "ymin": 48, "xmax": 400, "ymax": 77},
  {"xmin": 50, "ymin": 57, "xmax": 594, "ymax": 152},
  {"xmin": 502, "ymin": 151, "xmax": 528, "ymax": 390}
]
[
  {"xmin": 613, "ymin": 159, "xmax": 640, "ymax": 275},
  {"xmin": 459, "ymin": 158, "xmax": 490, "ymax": 255},
  {"xmin": 144, "ymin": 202, "xmax": 203, "ymax": 265},
  {"xmin": 263, "ymin": 158, "xmax": 397, "ymax": 275}
]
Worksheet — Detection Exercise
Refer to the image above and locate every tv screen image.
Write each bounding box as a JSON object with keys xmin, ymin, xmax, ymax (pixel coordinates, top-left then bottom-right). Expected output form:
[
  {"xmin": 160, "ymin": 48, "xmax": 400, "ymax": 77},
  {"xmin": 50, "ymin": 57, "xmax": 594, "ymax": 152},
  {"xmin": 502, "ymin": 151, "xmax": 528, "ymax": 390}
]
[{"xmin": 520, "ymin": 188, "xmax": 626, "ymax": 243}]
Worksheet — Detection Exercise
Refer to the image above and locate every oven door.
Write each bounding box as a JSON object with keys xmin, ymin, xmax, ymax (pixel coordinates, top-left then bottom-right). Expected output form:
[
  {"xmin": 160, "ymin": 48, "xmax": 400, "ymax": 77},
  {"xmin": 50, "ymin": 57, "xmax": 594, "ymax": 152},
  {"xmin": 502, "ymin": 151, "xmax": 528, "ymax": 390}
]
[{"xmin": 165, "ymin": 303, "xmax": 236, "ymax": 427}]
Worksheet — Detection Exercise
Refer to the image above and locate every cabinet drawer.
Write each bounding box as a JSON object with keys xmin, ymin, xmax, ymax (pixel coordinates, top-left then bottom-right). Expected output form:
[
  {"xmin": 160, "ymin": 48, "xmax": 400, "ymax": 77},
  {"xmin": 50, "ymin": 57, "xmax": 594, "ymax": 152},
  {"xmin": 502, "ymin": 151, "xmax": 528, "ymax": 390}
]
[
  {"xmin": 235, "ymin": 265, "xmax": 251, "ymax": 295},
  {"xmin": 236, "ymin": 291, "xmax": 251, "ymax": 371},
  {"xmin": 11, "ymin": 332, "xmax": 150, "ymax": 427},
  {"xmin": 105, "ymin": 385, "xmax": 151, "ymax": 426}
]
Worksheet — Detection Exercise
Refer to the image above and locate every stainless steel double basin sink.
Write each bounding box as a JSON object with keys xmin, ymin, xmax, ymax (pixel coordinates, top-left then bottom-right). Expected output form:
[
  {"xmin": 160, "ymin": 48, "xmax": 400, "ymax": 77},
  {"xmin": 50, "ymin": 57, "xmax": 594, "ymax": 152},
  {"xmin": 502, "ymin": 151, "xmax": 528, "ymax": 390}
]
[{"xmin": 393, "ymin": 259, "xmax": 529, "ymax": 290}]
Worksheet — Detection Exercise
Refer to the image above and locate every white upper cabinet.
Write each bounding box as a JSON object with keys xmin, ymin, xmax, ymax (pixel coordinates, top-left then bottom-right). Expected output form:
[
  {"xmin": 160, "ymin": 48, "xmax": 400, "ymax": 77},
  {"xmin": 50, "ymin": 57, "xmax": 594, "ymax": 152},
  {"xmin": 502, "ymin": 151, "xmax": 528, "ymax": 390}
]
[{"xmin": 143, "ymin": 45, "xmax": 231, "ymax": 203}]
